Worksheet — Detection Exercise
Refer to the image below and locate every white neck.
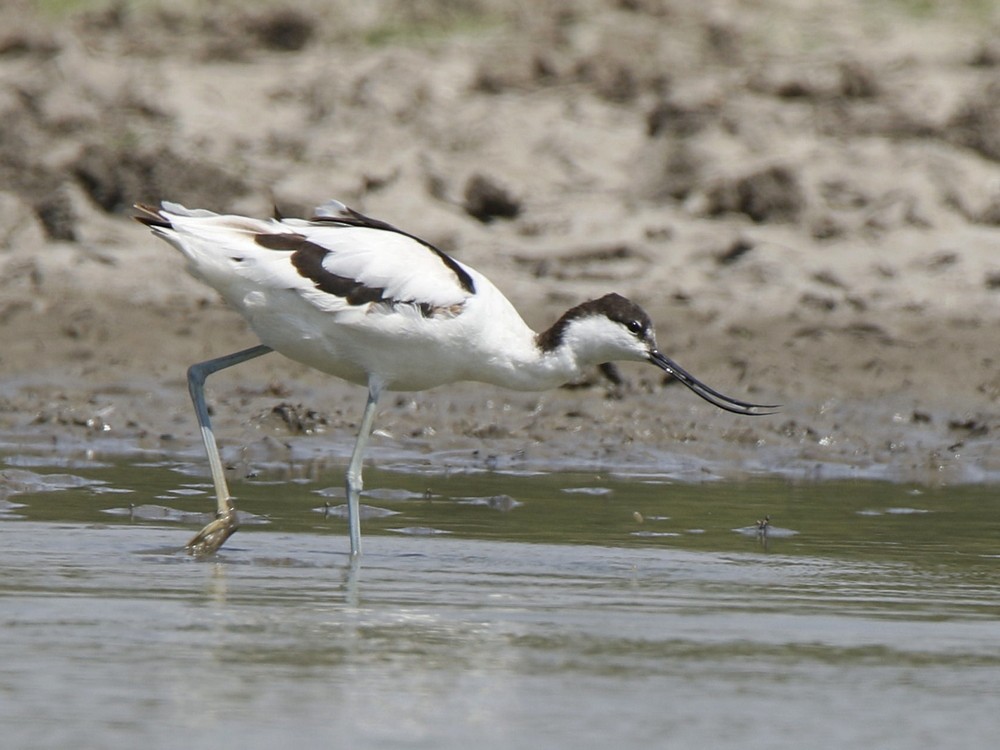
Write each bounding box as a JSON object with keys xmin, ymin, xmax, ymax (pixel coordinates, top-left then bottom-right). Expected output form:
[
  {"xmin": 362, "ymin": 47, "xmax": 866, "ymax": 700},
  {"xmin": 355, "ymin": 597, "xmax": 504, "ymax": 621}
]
[
  {"xmin": 454, "ymin": 282, "xmax": 650, "ymax": 391},
  {"xmin": 466, "ymin": 313, "xmax": 633, "ymax": 391}
]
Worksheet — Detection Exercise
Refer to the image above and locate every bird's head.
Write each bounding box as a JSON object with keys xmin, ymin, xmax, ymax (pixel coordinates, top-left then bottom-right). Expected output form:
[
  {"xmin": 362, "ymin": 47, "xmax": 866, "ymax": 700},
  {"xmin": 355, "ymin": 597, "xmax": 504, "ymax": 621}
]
[{"xmin": 540, "ymin": 293, "xmax": 778, "ymax": 415}]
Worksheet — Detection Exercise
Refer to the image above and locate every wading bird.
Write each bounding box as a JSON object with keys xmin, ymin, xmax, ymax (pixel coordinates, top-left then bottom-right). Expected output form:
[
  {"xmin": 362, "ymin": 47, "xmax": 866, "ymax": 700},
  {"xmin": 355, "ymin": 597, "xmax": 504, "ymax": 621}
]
[{"xmin": 136, "ymin": 200, "xmax": 776, "ymax": 557}]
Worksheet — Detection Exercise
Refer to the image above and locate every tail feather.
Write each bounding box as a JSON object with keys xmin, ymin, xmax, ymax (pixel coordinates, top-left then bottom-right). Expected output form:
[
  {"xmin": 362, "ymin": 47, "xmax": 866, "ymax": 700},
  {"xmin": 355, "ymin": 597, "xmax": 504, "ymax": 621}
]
[
  {"xmin": 134, "ymin": 201, "xmax": 223, "ymax": 229},
  {"xmin": 133, "ymin": 203, "xmax": 171, "ymax": 229},
  {"xmin": 160, "ymin": 201, "xmax": 218, "ymax": 218}
]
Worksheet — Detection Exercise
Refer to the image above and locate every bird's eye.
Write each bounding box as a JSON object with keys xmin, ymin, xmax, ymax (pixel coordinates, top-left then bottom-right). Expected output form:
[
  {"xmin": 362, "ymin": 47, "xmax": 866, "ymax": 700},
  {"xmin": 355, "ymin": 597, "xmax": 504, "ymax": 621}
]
[{"xmin": 626, "ymin": 320, "xmax": 643, "ymax": 335}]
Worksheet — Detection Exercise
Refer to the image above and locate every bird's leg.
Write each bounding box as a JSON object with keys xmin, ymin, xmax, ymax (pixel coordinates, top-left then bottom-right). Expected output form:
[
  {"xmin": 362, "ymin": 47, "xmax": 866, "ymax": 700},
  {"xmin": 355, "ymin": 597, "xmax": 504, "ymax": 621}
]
[
  {"xmin": 344, "ymin": 385, "xmax": 381, "ymax": 557},
  {"xmin": 185, "ymin": 344, "xmax": 273, "ymax": 557}
]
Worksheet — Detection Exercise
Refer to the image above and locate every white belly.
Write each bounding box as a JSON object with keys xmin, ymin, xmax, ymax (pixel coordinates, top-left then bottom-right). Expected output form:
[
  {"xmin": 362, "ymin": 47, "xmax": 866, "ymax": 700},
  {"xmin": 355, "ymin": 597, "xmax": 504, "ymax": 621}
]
[{"xmin": 235, "ymin": 288, "xmax": 473, "ymax": 391}]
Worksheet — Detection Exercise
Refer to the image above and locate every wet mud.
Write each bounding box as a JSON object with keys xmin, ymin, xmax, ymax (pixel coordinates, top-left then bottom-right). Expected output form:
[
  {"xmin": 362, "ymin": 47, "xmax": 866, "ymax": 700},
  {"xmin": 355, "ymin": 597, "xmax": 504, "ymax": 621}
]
[{"xmin": 0, "ymin": 0, "xmax": 997, "ymax": 484}]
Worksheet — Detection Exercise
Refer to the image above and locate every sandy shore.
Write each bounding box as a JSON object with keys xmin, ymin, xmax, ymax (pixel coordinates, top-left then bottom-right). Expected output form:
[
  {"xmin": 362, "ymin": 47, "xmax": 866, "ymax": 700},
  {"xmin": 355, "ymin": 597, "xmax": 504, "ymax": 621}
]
[{"xmin": 1, "ymin": 0, "xmax": 997, "ymax": 485}]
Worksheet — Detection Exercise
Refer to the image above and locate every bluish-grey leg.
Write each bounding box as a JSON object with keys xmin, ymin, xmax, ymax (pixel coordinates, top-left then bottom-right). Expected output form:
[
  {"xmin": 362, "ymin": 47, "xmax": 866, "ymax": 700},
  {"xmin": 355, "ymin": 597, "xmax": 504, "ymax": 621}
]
[
  {"xmin": 344, "ymin": 385, "xmax": 381, "ymax": 557},
  {"xmin": 186, "ymin": 344, "xmax": 273, "ymax": 556}
]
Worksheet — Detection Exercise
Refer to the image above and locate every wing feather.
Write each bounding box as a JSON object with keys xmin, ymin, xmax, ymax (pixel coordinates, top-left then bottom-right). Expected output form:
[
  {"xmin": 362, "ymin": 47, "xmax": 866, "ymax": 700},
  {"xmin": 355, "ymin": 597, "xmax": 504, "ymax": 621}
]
[{"xmin": 141, "ymin": 201, "xmax": 475, "ymax": 318}]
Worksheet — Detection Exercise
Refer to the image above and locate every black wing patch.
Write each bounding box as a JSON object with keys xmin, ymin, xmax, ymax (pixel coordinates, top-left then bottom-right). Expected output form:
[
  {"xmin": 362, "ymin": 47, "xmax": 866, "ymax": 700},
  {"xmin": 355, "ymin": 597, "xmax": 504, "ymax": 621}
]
[
  {"xmin": 289, "ymin": 242, "xmax": 386, "ymax": 306},
  {"xmin": 308, "ymin": 205, "xmax": 476, "ymax": 295},
  {"xmin": 255, "ymin": 232, "xmax": 450, "ymax": 318}
]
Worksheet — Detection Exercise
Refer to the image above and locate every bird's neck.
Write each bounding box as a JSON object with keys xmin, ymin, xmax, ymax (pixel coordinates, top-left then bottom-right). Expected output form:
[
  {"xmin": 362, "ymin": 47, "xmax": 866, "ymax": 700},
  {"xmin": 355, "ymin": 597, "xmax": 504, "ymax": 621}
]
[
  {"xmin": 461, "ymin": 286, "xmax": 605, "ymax": 391},
  {"xmin": 468, "ymin": 319, "xmax": 593, "ymax": 392}
]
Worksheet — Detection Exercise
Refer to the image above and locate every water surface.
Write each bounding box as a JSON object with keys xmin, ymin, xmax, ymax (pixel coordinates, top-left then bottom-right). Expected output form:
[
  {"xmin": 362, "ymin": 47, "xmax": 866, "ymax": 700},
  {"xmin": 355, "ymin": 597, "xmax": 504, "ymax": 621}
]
[{"xmin": 2, "ymin": 455, "xmax": 999, "ymax": 749}]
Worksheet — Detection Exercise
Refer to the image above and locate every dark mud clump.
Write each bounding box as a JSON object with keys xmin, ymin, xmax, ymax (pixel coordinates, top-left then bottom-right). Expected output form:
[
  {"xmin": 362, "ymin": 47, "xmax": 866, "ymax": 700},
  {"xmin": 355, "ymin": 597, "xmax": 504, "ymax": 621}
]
[
  {"xmin": 704, "ymin": 164, "xmax": 806, "ymax": 223},
  {"xmin": 948, "ymin": 82, "xmax": 1000, "ymax": 162},
  {"xmin": 246, "ymin": 8, "xmax": 314, "ymax": 52},
  {"xmin": 463, "ymin": 173, "xmax": 522, "ymax": 223}
]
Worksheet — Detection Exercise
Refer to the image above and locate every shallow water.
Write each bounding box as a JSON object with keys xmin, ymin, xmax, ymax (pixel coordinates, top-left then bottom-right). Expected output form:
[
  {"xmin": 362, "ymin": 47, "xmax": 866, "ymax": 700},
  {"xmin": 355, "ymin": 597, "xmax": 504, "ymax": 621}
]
[{"xmin": 2, "ymin": 454, "xmax": 1000, "ymax": 749}]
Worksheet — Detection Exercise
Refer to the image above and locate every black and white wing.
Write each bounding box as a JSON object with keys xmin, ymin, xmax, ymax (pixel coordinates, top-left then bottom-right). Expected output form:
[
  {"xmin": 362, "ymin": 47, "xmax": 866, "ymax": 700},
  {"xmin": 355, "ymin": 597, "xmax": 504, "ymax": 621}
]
[{"xmin": 136, "ymin": 200, "xmax": 477, "ymax": 319}]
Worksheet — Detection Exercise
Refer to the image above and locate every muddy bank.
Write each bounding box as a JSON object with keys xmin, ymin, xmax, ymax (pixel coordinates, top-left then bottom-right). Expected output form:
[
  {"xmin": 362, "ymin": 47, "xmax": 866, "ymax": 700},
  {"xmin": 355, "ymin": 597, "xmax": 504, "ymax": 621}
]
[{"xmin": 0, "ymin": 0, "xmax": 997, "ymax": 485}]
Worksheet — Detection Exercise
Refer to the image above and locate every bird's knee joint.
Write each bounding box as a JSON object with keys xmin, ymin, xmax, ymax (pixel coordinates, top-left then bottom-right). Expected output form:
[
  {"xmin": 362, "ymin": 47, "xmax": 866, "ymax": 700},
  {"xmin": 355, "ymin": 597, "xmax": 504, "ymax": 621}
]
[{"xmin": 187, "ymin": 364, "xmax": 208, "ymax": 388}]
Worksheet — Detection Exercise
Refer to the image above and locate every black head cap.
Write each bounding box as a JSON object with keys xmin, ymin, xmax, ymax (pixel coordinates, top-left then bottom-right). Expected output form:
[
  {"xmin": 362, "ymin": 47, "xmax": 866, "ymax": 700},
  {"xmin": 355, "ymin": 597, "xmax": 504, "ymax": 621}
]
[{"xmin": 537, "ymin": 293, "xmax": 653, "ymax": 352}]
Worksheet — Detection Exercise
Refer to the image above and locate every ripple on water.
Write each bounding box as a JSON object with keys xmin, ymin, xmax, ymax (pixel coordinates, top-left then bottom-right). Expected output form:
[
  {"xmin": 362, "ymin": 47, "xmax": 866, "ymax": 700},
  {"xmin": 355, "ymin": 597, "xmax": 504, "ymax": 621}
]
[
  {"xmin": 314, "ymin": 503, "xmax": 400, "ymax": 519},
  {"xmin": 101, "ymin": 504, "xmax": 269, "ymax": 525}
]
